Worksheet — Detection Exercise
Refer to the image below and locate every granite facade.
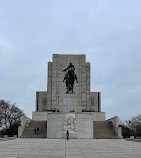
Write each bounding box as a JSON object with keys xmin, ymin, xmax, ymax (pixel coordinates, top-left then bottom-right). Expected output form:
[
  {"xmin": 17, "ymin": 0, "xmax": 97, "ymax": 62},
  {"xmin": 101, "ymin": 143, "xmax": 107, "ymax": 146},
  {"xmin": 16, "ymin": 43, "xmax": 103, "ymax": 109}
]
[
  {"xmin": 36, "ymin": 54, "xmax": 100, "ymax": 112},
  {"xmin": 47, "ymin": 113, "xmax": 93, "ymax": 139}
]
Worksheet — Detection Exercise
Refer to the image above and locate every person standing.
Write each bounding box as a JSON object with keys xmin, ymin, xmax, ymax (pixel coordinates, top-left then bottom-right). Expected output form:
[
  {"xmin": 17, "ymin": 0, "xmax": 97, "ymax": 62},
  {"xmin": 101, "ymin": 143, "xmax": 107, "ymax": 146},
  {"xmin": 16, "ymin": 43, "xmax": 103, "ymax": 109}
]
[{"xmin": 66, "ymin": 131, "xmax": 69, "ymax": 140}]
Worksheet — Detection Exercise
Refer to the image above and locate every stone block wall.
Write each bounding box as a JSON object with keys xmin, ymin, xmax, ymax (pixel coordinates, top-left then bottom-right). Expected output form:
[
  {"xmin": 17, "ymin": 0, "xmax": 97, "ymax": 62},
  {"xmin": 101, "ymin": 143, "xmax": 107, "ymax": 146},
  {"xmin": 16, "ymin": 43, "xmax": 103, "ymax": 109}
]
[
  {"xmin": 46, "ymin": 54, "xmax": 91, "ymax": 111},
  {"xmin": 18, "ymin": 116, "xmax": 31, "ymax": 137},
  {"xmin": 47, "ymin": 113, "xmax": 64, "ymax": 138},
  {"xmin": 77, "ymin": 113, "xmax": 93, "ymax": 138},
  {"xmin": 93, "ymin": 112, "xmax": 105, "ymax": 121},
  {"xmin": 63, "ymin": 93, "xmax": 78, "ymax": 112},
  {"xmin": 107, "ymin": 116, "xmax": 122, "ymax": 138},
  {"xmin": 90, "ymin": 92, "xmax": 101, "ymax": 112},
  {"xmin": 32, "ymin": 112, "xmax": 52, "ymax": 121},
  {"xmin": 35, "ymin": 54, "xmax": 101, "ymax": 112},
  {"xmin": 36, "ymin": 91, "xmax": 47, "ymax": 111},
  {"xmin": 47, "ymin": 113, "xmax": 93, "ymax": 139}
]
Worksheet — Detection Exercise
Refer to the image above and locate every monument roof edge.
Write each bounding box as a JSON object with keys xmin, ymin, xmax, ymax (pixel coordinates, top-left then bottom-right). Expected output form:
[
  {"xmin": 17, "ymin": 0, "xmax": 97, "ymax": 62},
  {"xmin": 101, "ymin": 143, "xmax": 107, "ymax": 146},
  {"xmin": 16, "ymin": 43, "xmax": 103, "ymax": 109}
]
[
  {"xmin": 52, "ymin": 54, "xmax": 86, "ymax": 61},
  {"xmin": 52, "ymin": 54, "xmax": 86, "ymax": 56}
]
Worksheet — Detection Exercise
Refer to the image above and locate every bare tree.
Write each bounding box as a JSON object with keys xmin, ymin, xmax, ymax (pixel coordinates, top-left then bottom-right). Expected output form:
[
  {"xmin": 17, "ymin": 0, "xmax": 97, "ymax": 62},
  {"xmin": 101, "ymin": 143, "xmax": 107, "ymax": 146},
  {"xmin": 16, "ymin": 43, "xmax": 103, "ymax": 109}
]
[
  {"xmin": 126, "ymin": 114, "xmax": 141, "ymax": 137},
  {"xmin": 119, "ymin": 120, "xmax": 131, "ymax": 138},
  {"xmin": 119, "ymin": 114, "xmax": 141, "ymax": 138},
  {"xmin": 0, "ymin": 99, "xmax": 25, "ymax": 135},
  {"xmin": 0, "ymin": 100, "xmax": 10, "ymax": 129}
]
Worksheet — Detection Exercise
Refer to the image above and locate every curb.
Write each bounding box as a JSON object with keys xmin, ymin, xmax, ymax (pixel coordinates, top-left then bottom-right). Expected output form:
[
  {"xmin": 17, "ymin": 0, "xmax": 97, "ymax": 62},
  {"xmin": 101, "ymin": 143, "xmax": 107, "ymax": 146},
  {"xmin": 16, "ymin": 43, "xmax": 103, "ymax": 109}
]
[
  {"xmin": 0, "ymin": 137, "xmax": 16, "ymax": 142},
  {"xmin": 125, "ymin": 138, "xmax": 141, "ymax": 143}
]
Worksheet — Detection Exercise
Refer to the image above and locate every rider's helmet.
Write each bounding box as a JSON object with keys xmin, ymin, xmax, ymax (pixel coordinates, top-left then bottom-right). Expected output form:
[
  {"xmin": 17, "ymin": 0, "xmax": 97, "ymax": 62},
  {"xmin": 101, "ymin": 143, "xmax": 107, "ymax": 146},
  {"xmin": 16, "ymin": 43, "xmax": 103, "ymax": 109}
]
[{"xmin": 70, "ymin": 62, "xmax": 72, "ymax": 65}]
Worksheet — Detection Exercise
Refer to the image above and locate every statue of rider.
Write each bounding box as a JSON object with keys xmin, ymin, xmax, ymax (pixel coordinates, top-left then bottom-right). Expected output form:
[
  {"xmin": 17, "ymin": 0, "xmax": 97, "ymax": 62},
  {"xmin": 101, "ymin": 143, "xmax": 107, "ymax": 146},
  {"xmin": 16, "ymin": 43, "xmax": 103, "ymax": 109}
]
[{"xmin": 62, "ymin": 62, "xmax": 78, "ymax": 93}]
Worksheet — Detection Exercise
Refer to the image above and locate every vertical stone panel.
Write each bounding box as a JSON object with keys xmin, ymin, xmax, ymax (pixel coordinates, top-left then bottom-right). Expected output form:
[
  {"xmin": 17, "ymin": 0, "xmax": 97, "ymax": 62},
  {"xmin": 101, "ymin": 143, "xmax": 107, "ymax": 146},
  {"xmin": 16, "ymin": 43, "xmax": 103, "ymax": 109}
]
[
  {"xmin": 90, "ymin": 92, "xmax": 101, "ymax": 112},
  {"xmin": 77, "ymin": 113, "xmax": 93, "ymax": 138},
  {"xmin": 47, "ymin": 62, "xmax": 52, "ymax": 110},
  {"xmin": 47, "ymin": 113, "xmax": 64, "ymax": 138},
  {"xmin": 36, "ymin": 92, "xmax": 47, "ymax": 111},
  {"xmin": 51, "ymin": 62, "xmax": 57, "ymax": 109},
  {"xmin": 36, "ymin": 92, "xmax": 39, "ymax": 111},
  {"xmin": 86, "ymin": 62, "xmax": 91, "ymax": 109},
  {"xmin": 98, "ymin": 92, "xmax": 101, "ymax": 112}
]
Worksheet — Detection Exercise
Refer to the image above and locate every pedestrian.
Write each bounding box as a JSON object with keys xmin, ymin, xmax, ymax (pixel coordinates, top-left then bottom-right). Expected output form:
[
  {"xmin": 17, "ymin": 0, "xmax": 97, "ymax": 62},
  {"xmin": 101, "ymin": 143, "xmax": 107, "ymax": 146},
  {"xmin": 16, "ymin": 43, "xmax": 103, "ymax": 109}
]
[
  {"xmin": 34, "ymin": 128, "xmax": 36, "ymax": 134},
  {"xmin": 66, "ymin": 130, "xmax": 69, "ymax": 140}
]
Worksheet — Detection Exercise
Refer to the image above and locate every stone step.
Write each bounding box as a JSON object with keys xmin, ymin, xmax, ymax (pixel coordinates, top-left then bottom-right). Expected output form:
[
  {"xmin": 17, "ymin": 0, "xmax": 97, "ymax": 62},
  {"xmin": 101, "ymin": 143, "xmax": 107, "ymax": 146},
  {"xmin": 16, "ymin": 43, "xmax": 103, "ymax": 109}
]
[
  {"xmin": 94, "ymin": 121, "xmax": 119, "ymax": 139},
  {"xmin": 21, "ymin": 121, "xmax": 47, "ymax": 138}
]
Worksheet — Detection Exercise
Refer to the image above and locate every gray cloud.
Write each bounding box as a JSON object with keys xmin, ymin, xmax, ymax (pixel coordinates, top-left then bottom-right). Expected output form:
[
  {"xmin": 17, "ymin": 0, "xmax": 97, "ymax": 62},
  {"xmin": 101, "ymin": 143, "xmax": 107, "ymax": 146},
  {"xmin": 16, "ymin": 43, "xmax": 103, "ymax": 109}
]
[{"xmin": 0, "ymin": 0, "xmax": 141, "ymax": 120}]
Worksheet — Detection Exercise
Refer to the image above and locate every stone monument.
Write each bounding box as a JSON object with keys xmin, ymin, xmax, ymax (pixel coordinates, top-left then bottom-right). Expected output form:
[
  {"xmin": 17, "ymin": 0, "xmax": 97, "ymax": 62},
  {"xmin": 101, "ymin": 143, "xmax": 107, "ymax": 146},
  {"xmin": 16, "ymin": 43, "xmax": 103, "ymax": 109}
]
[{"xmin": 18, "ymin": 54, "xmax": 122, "ymax": 139}]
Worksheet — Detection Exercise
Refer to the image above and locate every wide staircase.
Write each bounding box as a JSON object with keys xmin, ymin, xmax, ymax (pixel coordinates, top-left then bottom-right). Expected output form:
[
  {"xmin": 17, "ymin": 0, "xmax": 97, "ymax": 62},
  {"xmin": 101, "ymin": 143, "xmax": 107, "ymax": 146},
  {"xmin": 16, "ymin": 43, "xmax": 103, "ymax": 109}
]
[
  {"xmin": 21, "ymin": 121, "xmax": 47, "ymax": 138},
  {"xmin": 94, "ymin": 121, "xmax": 119, "ymax": 139}
]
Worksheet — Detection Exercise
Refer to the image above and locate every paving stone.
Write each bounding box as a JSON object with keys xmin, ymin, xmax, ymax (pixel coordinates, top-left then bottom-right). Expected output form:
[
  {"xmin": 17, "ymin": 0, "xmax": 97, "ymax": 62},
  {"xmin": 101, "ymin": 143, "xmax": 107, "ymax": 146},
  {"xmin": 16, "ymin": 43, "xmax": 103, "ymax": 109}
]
[{"xmin": 0, "ymin": 139, "xmax": 141, "ymax": 158}]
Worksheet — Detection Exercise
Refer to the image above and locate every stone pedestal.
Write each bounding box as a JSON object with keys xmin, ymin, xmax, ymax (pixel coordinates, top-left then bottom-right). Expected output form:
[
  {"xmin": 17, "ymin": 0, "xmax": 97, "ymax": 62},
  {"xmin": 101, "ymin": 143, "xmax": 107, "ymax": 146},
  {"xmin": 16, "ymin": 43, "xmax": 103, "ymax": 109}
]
[
  {"xmin": 63, "ymin": 93, "xmax": 78, "ymax": 112},
  {"xmin": 47, "ymin": 113, "xmax": 64, "ymax": 138},
  {"xmin": 47, "ymin": 113, "xmax": 93, "ymax": 139},
  {"xmin": 77, "ymin": 113, "xmax": 93, "ymax": 138}
]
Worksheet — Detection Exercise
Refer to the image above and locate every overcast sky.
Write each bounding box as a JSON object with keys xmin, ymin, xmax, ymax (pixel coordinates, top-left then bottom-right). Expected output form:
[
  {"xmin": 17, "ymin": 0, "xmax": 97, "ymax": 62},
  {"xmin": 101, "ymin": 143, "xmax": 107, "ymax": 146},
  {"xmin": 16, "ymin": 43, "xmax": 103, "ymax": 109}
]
[{"xmin": 0, "ymin": 0, "xmax": 141, "ymax": 121}]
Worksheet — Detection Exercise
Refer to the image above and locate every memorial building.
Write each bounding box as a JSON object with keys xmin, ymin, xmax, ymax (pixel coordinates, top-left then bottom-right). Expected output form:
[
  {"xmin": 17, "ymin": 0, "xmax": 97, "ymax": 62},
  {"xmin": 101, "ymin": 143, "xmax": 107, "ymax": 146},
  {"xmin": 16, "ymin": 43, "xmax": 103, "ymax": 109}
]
[{"xmin": 18, "ymin": 54, "xmax": 122, "ymax": 139}]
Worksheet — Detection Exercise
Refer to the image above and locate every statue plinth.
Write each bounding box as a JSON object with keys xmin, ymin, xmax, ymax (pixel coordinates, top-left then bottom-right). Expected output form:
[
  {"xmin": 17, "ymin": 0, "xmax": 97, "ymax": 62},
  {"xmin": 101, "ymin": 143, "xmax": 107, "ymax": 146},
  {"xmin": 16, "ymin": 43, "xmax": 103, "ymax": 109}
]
[{"xmin": 63, "ymin": 93, "xmax": 78, "ymax": 113}]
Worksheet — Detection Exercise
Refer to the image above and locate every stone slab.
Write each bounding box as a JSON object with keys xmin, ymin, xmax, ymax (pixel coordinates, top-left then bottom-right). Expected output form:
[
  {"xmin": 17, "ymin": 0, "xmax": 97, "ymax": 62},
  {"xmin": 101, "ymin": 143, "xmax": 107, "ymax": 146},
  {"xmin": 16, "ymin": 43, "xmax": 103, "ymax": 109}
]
[
  {"xmin": 47, "ymin": 113, "xmax": 64, "ymax": 138},
  {"xmin": 47, "ymin": 113, "xmax": 93, "ymax": 139},
  {"xmin": 63, "ymin": 93, "xmax": 78, "ymax": 112},
  {"xmin": 32, "ymin": 112, "xmax": 52, "ymax": 121},
  {"xmin": 77, "ymin": 113, "xmax": 93, "ymax": 138},
  {"xmin": 0, "ymin": 139, "xmax": 141, "ymax": 158}
]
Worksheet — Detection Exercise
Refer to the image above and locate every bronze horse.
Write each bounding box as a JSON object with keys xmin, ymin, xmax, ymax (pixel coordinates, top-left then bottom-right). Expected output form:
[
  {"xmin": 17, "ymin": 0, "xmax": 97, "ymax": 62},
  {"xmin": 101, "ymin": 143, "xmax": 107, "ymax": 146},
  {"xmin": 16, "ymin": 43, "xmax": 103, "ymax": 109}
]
[{"xmin": 63, "ymin": 64, "xmax": 78, "ymax": 93}]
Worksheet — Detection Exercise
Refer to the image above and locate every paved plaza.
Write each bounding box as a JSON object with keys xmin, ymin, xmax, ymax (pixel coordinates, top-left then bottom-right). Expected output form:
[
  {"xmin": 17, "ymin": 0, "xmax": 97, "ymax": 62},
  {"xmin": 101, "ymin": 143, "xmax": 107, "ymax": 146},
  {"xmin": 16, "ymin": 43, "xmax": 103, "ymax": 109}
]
[{"xmin": 0, "ymin": 138, "xmax": 141, "ymax": 158}]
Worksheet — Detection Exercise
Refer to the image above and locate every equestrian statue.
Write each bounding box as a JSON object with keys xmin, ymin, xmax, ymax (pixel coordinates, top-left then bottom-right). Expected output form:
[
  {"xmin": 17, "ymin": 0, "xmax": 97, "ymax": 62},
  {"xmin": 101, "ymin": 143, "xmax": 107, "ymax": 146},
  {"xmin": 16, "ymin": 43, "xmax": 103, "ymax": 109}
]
[{"xmin": 62, "ymin": 62, "xmax": 78, "ymax": 93}]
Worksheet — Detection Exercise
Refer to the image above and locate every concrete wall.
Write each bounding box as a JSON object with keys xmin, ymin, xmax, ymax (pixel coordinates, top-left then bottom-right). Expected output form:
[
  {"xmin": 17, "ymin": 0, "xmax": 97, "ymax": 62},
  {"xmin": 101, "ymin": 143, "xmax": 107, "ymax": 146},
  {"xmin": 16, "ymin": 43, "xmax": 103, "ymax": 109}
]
[
  {"xmin": 35, "ymin": 54, "xmax": 102, "ymax": 112},
  {"xmin": 47, "ymin": 113, "xmax": 64, "ymax": 138},
  {"xmin": 36, "ymin": 91, "xmax": 47, "ymax": 111},
  {"xmin": 93, "ymin": 112, "xmax": 105, "ymax": 121},
  {"xmin": 90, "ymin": 92, "xmax": 101, "ymax": 112},
  {"xmin": 21, "ymin": 116, "xmax": 31, "ymax": 127},
  {"xmin": 18, "ymin": 126, "xmax": 23, "ymax": 138},
  {"xmin": 46, "ymin": 54, "xmax": 91, "ymax": 111},
  {"xmin": 33, "ymin": 111, "xmax": 105, "ymax": 122},
  {"xmin": 117, "ymin": 127, "xmax": 122, "ymax": 138},
  {"xmin": 78, "ymin": 112, "xmax": 105, "ymax": 121},
  {"xmin": 107, "ymin": 116, "xmax": 122, "ymax": 138},
  {"xmin": 32, "ymin": 112, "xmax": 52, "ymax": 121},
  {"xmin": 18, "ymin": 116, "xmax": 31, "ymax": 137},
  {"xmin": 107, "ymin": 116, "xmax": 118, "ymax": 128},
  {"xmin": 47, "ymin": 113, "xmax": 93, "ymax": 139},
  {"xmin": 63, "ymin": 93, "xmax": 78, "ymax": 112},
  {"xmin": 77, "ymin": 114, "xmax": 93, "ymax": 138}
]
